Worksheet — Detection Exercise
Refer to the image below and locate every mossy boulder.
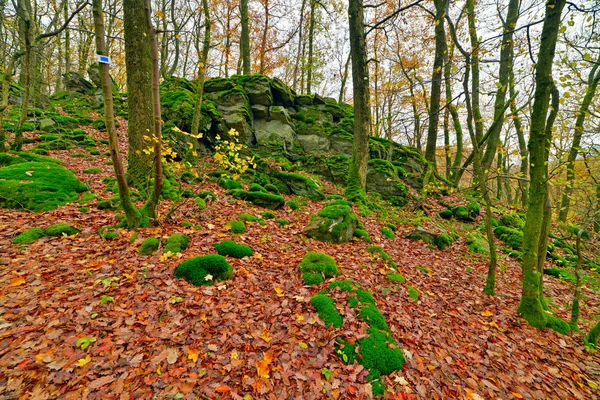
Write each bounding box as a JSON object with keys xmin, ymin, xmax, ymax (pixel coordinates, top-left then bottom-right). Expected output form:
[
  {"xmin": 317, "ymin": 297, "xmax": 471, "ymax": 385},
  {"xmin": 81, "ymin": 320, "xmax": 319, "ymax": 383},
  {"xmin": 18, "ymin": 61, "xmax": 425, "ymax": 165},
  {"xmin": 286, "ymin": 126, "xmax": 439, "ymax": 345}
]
[
  {"xmin": 204, "ymin": 77, "xmax": 235, "ymax": 93},
  {"xmin": 304, "ymin": 202, "xmax": 358, "ymax": 244},
  {"xmin": 232, "ymin": 74, "xmax": 273, "ymax": 106},
  {"xmin": 466, "ymin": 232, "xmax": 489, "ymax": 254},
  {"xmin": 226, "ymin": 220, "xmax": 246, "ymax": 234},
  {"xmin": 0, "ymin": 162, "xmax": 87, "ymax": 212},
  {"xmin": 366, "ymin": 159, "xmax": 407, "ymax": 206},
  {"xmin": 239, "ymin": 191, "xmax": 285, "ymax": 210},
  {"xmin": 164, "ymin": 234, "xmax": 190, "ymax": 254},
  {"xmin": 299, "ymin": 251, "xmax": 340, "ymax": 285},
  {"xmin": 174, "ymin": 254, "xmax": 233, "ymax": 286},
  {"xmin": 494, "ymin": 226, "xmax": 523, "ymax": 251},
  {"xmin": 13, "ymin": 228, "xmax": 46, "ymax": 244},
  {"xmin": 44, "ymin": 223, "xmax": 80, "ymax": 237},
  {"xmin": 139, "ymin": 237, "xmax": 160, "ymax": 255},
  {"xmin": 277, "ymin": 172, "xmax": 325, "ymax": 201},
  {"xmin": 214, "ymin": 240, "xmax": 254, "ymax": 258}
]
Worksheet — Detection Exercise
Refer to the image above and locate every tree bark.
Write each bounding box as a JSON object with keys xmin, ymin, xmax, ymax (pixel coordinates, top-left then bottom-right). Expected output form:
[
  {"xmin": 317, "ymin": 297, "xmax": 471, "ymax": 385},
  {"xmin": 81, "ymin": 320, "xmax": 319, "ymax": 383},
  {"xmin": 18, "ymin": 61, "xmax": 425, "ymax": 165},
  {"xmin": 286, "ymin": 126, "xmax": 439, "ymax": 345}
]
[
  {"xmin": 240, "ymin": 0, "xmax": 251, "ymax": 74},
  {"xmin": 306, "ymin": 0, "xmax": 316, "ymax": 95},
  {"xmin": 92, "ymin": 0, "xmax": 141, "ymax": 229},
  {"xmin": 518, "ymin": 0, "xmax": 566, "ymax": 329},
  {"xmin": 124, "ymin": 0, "xmax": 154, "ymax": 185},
  {"xmin": 191, "ymin": 0, "xmax": 211, "ymax": 141},
  {"xmin": 424, "ymin": 0, "xmax": 446, "ymax": 168},
  {"xmin": 345, "ymin": 0, "xmax": 370, "ymax": 201}
]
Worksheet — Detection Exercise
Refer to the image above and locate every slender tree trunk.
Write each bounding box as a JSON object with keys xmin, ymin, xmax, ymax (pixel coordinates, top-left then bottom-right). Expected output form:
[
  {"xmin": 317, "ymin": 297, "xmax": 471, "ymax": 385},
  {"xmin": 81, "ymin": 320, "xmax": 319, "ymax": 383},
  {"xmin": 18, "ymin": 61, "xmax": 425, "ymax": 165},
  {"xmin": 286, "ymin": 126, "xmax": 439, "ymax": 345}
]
[
  {"xmin": 338, "ymin": 52, "xmax": 350, "ymax": 104},
  {"xmin": 259, "ymin": 0, "xmax": 269, "ymax": 74},
  {"xmin": 518, "ymin": 0, "xmax": 566, "ymax": 329},
  {"xmin": 345, "ymin": 0, "xmax": 370, "ymax": 201},
  {"xmin": 240, "ymin": 0, "xmax": 250, "ymax": 74},
  {"xmin": 92, "ymin": 0, "xmax": 141, "ymax": 228},
  {"xmin": 13, "ymin": 0, "xmax": 33, "ymax": 152},
  {"xmin": 509, "ymin": 69, "xmax": 528, "ymax": 207},
  {"xmin": 124, "ymin": 0, "xmax": 154, "ymax": 185},
  {"xmin": 424, "ymin": 0, "xmax": 446, "ymax": 167},
  {"xmin": 558, "ymin": 53, "xmax": 600, "ymax": 222},
  {"xmin": 466, "ymin": 0, "xmax": 483, "ymax": 144},
  {"xmin": 191, "ymin": 0, "xmax": 211, "ymax": 141},
  {"xmin": 481, "ymin": 0, "xmax": 520, "ymax": 171},
  {"xmin": 292, "ymin": 0, "xmax": 306, "ymax": 92},
  {"xmin": 306, "ymin": 0, "xmax": 316, "ymax": 95},
  {"xmin": 143, "ymin": 0, "xmax": 163, "ymax": 219}
]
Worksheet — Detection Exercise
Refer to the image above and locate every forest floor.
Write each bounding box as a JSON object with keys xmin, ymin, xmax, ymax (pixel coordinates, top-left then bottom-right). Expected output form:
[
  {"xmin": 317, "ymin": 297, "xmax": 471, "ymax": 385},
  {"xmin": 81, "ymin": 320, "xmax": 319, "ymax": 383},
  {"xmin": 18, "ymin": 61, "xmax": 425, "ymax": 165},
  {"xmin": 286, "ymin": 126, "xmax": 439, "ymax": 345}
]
[{"xmin": 1, "ymin": 120, "xmax": 600, "ymax": 399}]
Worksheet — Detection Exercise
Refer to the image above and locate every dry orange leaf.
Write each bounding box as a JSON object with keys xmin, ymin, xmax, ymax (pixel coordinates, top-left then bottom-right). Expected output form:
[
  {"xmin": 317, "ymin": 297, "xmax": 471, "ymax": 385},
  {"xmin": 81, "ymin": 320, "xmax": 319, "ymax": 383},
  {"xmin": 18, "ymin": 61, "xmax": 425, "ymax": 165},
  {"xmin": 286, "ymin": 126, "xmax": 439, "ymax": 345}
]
[
  {"xmin": 187, "ymin": 349, "xmax": 199, "ymax": 363},
  {"xmin": 215, "ymin": 385, "xmax": 230, "ymax": 393},
  {"xmin": 274, "ymin": 286, "xmax": 284, "ymax": 296},
  {"xmin": 9, "ymin": 277, "xmax": 26, "ymax": 287},
  {"xmin": 481, "ymin": 310, "xmax": 493, "ymax": 317},
  {"xmin": 259, "ymin": 330, "xmax": 272, "ymax": 343},
  {"xmin": 255, "ymin": 351, "xmax": 273, "ymax": 378},
  {"xmin": 512, "ymin": 393, "xmax": 524, "ymax": 399}
]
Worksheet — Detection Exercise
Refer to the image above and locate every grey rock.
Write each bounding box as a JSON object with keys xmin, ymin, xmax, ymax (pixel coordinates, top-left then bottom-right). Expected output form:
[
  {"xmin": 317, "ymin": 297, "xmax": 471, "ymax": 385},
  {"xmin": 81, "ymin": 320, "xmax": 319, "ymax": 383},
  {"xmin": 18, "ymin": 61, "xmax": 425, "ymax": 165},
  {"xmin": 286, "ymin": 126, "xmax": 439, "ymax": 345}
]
[{"xmin": 297, "ymin": 134, "xmax": 330, "ymax": 154}]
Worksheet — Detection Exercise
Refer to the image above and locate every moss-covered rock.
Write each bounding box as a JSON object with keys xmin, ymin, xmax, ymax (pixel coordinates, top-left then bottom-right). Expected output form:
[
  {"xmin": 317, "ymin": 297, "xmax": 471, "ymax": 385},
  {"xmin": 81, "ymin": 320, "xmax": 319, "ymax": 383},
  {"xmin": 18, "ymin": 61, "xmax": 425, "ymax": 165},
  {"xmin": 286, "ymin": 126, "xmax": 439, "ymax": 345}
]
[
  {"xmin": 310, "ymin": 293, "xmax": 343, "ymax": 328},
  {"xmin": 226, "ymin": 220, "xmax": 246, "ymax": 234},
  {"xmin": 243, "ymin": 191, "xmax": 285, "ymax": 210},
  {"xmin": 214, "ymin": 240, "xmax": 254, "ymax": 258},
  {"xmin": 13, "ymin": 228, "xmax": 46, "ymax": 244},
  {"xmin": 174, "ymin": 254, "xmax": 233, "ymax": 286},
  {"xmin": 304, "ymin": 203, "xmax": 358, "ymax": 244},
  {"xmin": 439, "ymin": 209, "xmax": 453, "ymax": 219},
  {"xmin": 494, "ymin": 226, "xmax": 523, "ymax": 251},
  {"xmin": 277, "ymin": 172, "xmax": 325, "ymax": 201},
  {"xmin": 0, "ymin": 162, "xmax": 87, "ymax": 212},
  {"xmin": 44, "ymin": 223, "xmax": 80, "ymax": 237},
  {"xmin": 164, "ymin": 234, "xmax": 190, "ymax": 254},
  {"xmin": 466, "ymin": 232, "xmax": 489, "ymax": 254},
  {"xmin": 434, "ymin": 233, "xmax": 454, "ymax": 250},
  {"xmin": 299, "ymin": 251, "xmax": 340, "ymax": 285},
  {"xmin": 139, "ymin": 237, "xmax": 160, "ymax": 255}
]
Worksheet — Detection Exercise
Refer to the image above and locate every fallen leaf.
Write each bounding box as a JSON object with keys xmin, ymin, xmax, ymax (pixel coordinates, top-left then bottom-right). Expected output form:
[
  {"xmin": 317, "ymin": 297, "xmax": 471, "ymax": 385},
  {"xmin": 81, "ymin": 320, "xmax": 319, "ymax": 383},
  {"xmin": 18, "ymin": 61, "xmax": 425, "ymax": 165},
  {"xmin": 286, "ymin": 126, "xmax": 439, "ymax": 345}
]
[
  {"xmin": 481, "ymin": 310, "xmax": 493, "ymax": 317},
  {"xmin": 259, "ymin": 330, "xmax": 272, "ymax": 343},
  {"xmin": 167, "ymin": 348, "xmax": 179, "ymax": 364},
  {"xmin": 255, "ymin": 352, "xmax": 273, "ymax": 378},
  {"xmin": 88, "ymin": 375, "xmax": 115, "ymax": 389},
  {"xmin": 75, "ymin": 355, "xmax": 91, "ymax": 367},
  {"xmin": 215, "ymin": 385, "xmax": 230, "ymax": 393},
  {"xmin": 9, "ymin": 277, "xmax": 26, "ymax": 287},
  {"xmin": 274, "ymin": 286, "xmax": 284, "ymax": 296},
  {"xmin": 188, "ymin": 349, "xmax": 199, "ymax": 363}
]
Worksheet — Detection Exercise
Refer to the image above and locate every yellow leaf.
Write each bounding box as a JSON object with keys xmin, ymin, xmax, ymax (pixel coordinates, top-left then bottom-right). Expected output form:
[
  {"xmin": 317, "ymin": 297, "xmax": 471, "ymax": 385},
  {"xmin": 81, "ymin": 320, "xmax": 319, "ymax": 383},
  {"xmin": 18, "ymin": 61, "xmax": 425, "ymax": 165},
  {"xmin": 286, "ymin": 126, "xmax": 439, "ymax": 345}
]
[
  {"xmin": 9, "ymin": 277, "xmax": 26, "ymax": 287},
  {"xmin": 122, "ymin": 273, "xmax": 134, "ymax": 280},
  {"xmin": 295, "ymin": 313, "xmax": 305, "ymax": 322},
  {"xmin": 231, "ymin": 350, "xmax": 239, "ymax": 360},
  {"xmin": 480, "ymin": 310, "xmax": 493, "ymax": 317},
  {"xmin": 512, "ymin": 393, "xmax": 524, "ymax": 399},
  {"xmin": 75, "ymin": 354, "xmax": 91, "ymax": 367},
  {"xmin": 259, "ymin": 330, "xmax": 272, "ymax": 343},
  {"xmin": 157, "ymin": 365, "xmax": 161, "ymax": 375},
  {"xmin": 274, "ymin": 287, "xmax": 284, "ymax": 297},
  {"xmin": 255, "ymin": 351, "xmax": 273, "ymax": 378},
  {"xmin": 188, "ymin": 349, "xmax": 199, "ymax": 363}
]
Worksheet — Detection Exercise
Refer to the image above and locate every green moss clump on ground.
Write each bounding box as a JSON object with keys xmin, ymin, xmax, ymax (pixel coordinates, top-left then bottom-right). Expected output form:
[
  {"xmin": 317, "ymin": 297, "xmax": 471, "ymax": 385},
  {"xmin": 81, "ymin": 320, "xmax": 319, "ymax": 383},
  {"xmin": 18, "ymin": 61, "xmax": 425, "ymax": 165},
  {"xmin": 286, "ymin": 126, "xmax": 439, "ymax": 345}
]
[
  {"xmin": 354, "ymin": 229, "xmax": 371, "ymax": 242},
  {"xmin": 13, "ymin": 228, "xmax": 46, "ymax": 244},
  {"xmin": 466, "ymin": 231, "xmax": 489, "ymax": 254},
  {"xmin": 174, "ymin": 254, "xmax": 233, "ymax": 286},
  {"xmin": 543, "ymin": 267, "xmax": 576, "ymax": 283},
  {"xmin": 494, "ymin": 226, "xmax": 524, "ymax": 251},
  {"xmin": 198, "ymin": 191, "xmax": 216, "ymax": 200},
  {"xmin": 44, "ymin": 223, "xmax": 80, "ymax": 237},
  {"xmin": 310, "ymin": 293, "xmax": 343, "ymax": 328},
  {"xmin": 275, "ymin": 218, "xmax": 289, "ymax": 226},
  {"xmin": 0, "ymin": 162, "xmax": 87, "ymax": 212},
  {"xmin": 299, "ymin": 251, "xmax": 340, "ymax": 285},
  {"xmin": 500, "ymin": 212, "xmax": 525, "ymax": 229},
  {"xmin": 214, "ymin": 240, "xmax": 254, "ymax": 258},
  {"xmin": 249, "ymin": 183, "xmax": 267, "ymax": 193},
  {"xmin": 585, "ymin": 321, "xmax": 600, "ymax": 349},
  {"xmin": 164, "ymin": 234, "xmax": 190, "ymax": 254},
  {"xmin": 139, "ymin": 237, "xmax": 160, "ymax": 255},
  {"xmin": 262, "ymin": 211, "xmax": 276, "ymax": 219},
  {"xmin": 386, "ymin": 273, "xmax": 406, "ymax": 283},
  {"xmin": 103, "ymin": 230, "xmax": 119, "ymax": 240},
  {"xmin": 366, "ymin": 246, "xmax": 398, "ymax": 269},
  {"xmin": 239, "ymin": 213, "xmax": 260, "ymax": 223},
  {"xmin": 314, "ymin": 203, "xmax": 358, "ymax": 239},
  {"xmin": 357, "ymin": 329, "xmax": 405, "ymax": 379},
  {"xmin": 219, "ymin": 178, "xmax": 242, "ymax": 190},
  {"xmin": 439, "ymin": 209, "xmax": 453, "ymax": 219},
  {"xmin": 288, "ymin": 200, "xmax": 299, "ymax": 210},
  {"xmin": 406, "ymin": 285, "xmax": 419, "ymax": 302},
  {"xmin": 244, "ymin": 191, "xmax": 285, "ymax": 209},
  {"xmin": 83, "ymin": 168, "xmax": 102, "ymax": 174},
  {"xmin": 226, "ymin": 220, "xmax": 246, "ymax": 234},
  {"xmin": 194, "ymin": 197, "xmax": 206, "ymax": 210},
  {"xmin": 434, "ymin": 233, "xmax": 454, "ymax": 250},
  {"xmin": 264, "ymin": 184, "xmax": 280, "ymax": 194},
  {"xmin": 380, "ymin": 227, "xmax": 394, "ymax": 240},
  {"xmin": 277, "ymin": 172, "xmax": 326, "ymax": 201},
  {"xmin": 452, "ymin": 206, "xmax": 471, "ymax": 221}
]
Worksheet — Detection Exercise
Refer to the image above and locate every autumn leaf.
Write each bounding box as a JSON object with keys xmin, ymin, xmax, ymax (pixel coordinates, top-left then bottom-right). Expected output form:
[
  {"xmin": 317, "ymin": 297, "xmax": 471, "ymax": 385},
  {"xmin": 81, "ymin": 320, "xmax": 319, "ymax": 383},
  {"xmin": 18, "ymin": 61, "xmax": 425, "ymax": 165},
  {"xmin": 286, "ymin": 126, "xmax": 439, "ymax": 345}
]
[
  {"xmin": 255, "ymin": 352, "xmax": 273, "ymax": 379},
  {"xmin": 259, "ymin": 330, "xmax": 272, "ymax": 343},
  {"xmin": 215, "ymin": 385, "xmax": 230, "ymax": 393},
  {"xmin": 75, "ymin": 354, "xmax": 91, "ymax": 367},
  {"xmin": 480, "ymin": 310, "xmax": 493, "ymax": 317},
  {"xmin": 274, "ymin": 286, "xmax": 284, "ymax": 296},
  {"xmin": 187, "ymin": 349, "xmax": 199, "ymax": 363},
  {"xmin": 9, "ymin": 277, "xmax": 26, "ymax": 287}
]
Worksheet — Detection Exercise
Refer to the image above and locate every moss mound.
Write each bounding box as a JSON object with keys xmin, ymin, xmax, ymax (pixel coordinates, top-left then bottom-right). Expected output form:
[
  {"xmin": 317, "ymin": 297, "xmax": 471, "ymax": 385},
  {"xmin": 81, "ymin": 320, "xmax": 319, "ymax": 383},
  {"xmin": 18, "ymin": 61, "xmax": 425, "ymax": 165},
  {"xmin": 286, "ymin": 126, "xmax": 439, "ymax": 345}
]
[
  {"xmin": 13, "ymin": 228, "xmax": 46, "ymax": 244},
  {"xmin": 299, "ymin": 251, "xmax": 340, "ymax": 285},
  {"xmin": 439, "ymin": 209, "xmax": 453, "ymax": 219},
  {"xmin": 494, "ymin": 226, "xmax": 523, "ymax": 251},
  {"xmin": 139, "ymin": 237, "xmax": 160, "ymax": 255},
  {"xmin": 434, "ymin": 233, "xmax": 454, "ymax": 250},
  {"xmin": 214, "ymin": 240, "xmax": 254, "ymax": 258},
  {"xmin": 380, "ymin": 227, "xmax": 394, "ymax": 240},
  {"xmin": 226, "ymin": 220, "xmax": 246, "ymax": 234},
  {"xmin": 0, "ymin": 162, "xmax": 87, "ymax": 211},
  {"xmin": 310, "ymin": 294, "xmax": 343, "ymax": 328},
  {"xmin": 174, "ymin": 254, "xmax": 233, "ymax": 286},
  {"xmin": 194, "ymin": 197, "xmax": 207, "ymax": 210},
  {"xmin": 466, "ymin": 231, "xmax": 489, "ymax": 254},
  {"xmin": 44, "ymin": 223, "xmax": 80, "ymax": 237},
  {"xmin": 164, "ymin": 234, "xmax": 190, "ymax": 254}
]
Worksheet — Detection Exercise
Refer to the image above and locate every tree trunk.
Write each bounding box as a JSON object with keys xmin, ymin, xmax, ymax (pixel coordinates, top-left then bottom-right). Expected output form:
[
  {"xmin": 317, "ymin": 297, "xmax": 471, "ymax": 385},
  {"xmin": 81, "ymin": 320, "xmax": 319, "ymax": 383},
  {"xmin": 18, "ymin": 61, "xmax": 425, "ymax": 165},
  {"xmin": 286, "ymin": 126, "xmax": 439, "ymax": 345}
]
[
  {"xmin": 345, "ymin": 0, "xmax": 370, "ymax": 202},
  {"xmin": 509, "ymin": 68, "xmax": 528, "ymax": 208},
  {"xmin": 124, "ymin": 0, "xmax": 154, "ymax": 185},
  {"xmin": 92, "ymin": 0, "xmax": 141, "ymax": 229},
  {"xmin": 338, "ymin": 52, "xmax": 350, "ymax": 104},
  {"xmin": 558, "ymin": 53, "xmax": 600, "ymax": 222},
  {"xmin": 466, "ymin": 0, "xmax": 483, "ymax": 144},
  {"xmin": 518, "ymin": 0, "xmax": 566, "ymax": 329},
  {"xmin": 13, "ymin": 0, "xmax": 33, "ymax": 152},
  {"xmin": 240, "ymin": 0, "xmax": 250, "ymax": 74},
  {"xmin": 424, "ymin": 0, "xmax": 446, "ymax": 167},
  {"xmin": 191, "ymin": 0, "xmax": 211, "ymax": 141},
  {"xmin": 481, "ymin": 0, "xmax": 520, "ymax": 171},
  {"xmin": 306, "ymin": 0, "xmax": 316, "ymax": 95}
]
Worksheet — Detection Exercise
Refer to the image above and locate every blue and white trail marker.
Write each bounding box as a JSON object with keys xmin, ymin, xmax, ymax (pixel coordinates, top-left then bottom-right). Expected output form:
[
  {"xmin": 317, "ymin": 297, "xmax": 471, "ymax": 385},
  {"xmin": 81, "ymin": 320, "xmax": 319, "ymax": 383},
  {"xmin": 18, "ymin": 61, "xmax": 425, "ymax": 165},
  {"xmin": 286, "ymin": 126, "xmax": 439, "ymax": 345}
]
[{"xmin": 97, "ymin": 54, "xmax": 111, "ymax": 64}]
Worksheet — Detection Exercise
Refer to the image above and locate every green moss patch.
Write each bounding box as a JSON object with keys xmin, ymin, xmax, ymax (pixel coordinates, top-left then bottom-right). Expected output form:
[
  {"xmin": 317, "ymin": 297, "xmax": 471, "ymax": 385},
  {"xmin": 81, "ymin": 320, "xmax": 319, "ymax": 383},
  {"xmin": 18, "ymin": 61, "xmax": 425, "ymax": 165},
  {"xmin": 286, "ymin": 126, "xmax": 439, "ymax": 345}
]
[
  {"xmin": 226, "ymin": 220, "xmax": 246, "ymax": 234},
  {"xmin": 310, "ymin": 294, "xmax": 343, "ymax": 328},
  {"xmin": 164, "ymin": 234, "xmax": 190, "ymax": 254},
  {"xmin": 174, "ymin": 254, "xmax": 233, "ymax": 286},
  {"xmin": 380, "ymin": 227, "xmax": 394, "ymax": 240},
  {"xmin": 194, "ymin": 197, "xmax": 207, "ymax": 210},
  {"xmin": 13, "ymin": 228, "xmax": 46, "ymax": 244},
  {"xmin": 367, "ymin": 246, "xmax": 398, "ymax": 269},
  {"xmin": 139, "ymin": 237, "xmax": 160, "ymax": 255},
  {"xmin": 439, "ymin": 209, "xmax": 453, "ymax": 219},
  {"xmin": 434, "ymin": 233, "xmax": 454, "ymax": 250},
  {"xmin": 0, "ymin": 162, "xmax": 87, "ymax": 212},
  {"xmin": 298, "ymin": 251, "xmax": 340, "ymax": 285},
  {"xmin": 44, "ymin": 223, "xmax": 80, "ymax": 237},
  {"xmin": 386, "ymin": 273, "xmax": 406, "ymax": 283},
  {"xmin": 466, "ymin": 231, "xmax": 489, "ymax": 254},
  {"xmin": 214, "ymin": 240, "xmax": 254, "ymax": 258},
  {"xmin": 494, "ymin": 226, "xmax": 523, "ymax": 251}
]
